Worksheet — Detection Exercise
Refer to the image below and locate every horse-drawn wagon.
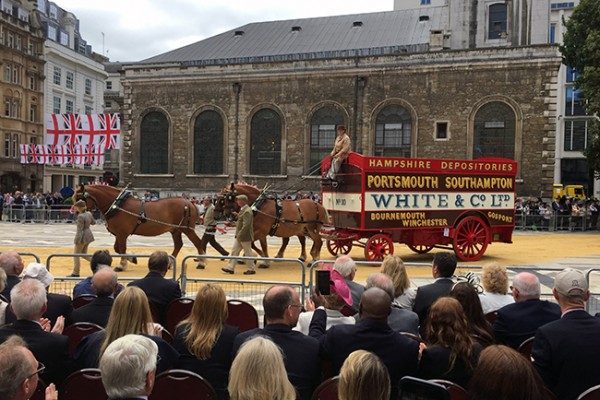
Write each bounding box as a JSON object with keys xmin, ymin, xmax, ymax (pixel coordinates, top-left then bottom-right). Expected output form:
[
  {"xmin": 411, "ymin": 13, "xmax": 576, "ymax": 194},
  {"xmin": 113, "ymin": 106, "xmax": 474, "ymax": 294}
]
[{"xmin": 321, "ymin": 152, "xmax": 517, "ymax": 262}]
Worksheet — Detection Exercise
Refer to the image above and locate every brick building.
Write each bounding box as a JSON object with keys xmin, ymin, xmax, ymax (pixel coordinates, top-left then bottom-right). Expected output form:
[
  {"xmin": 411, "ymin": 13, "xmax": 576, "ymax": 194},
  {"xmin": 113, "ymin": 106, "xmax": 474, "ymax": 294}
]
[{"xmin": 121, "ymin": 2, "xmax": 561, "ymax": 197}]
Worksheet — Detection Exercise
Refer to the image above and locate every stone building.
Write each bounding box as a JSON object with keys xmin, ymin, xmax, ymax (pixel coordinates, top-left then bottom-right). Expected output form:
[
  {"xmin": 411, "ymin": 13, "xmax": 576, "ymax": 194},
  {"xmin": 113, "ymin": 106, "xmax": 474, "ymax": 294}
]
[
  {"xmin": 0, "ymin": 0, "xmax": 45, "ymax": 193},
  {"xmin": 121, "ymin": 2, "xmax": 561, "ymax": 197}
]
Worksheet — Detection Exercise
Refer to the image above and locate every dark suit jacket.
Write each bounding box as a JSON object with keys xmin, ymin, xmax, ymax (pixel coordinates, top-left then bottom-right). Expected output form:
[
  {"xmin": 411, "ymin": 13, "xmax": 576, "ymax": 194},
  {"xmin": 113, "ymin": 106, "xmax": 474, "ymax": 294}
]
[
  {"xmin": 5, "ymin": 292, "xmax": 74, "ymax": 327},
  {"xmin": 309, "ymin": 308, "xmax": 419, "ymax": 399},
  {"xmin": 71, "ymin": 296, "xmax": 114, "ymax": 327},
  {"xmin": 173, "ymin": 323, "xmax": 239, "ymax": 400},
  {"xmin": 413, "ymin": 278, "xmax": 454, "ymax": 327},
  {"xmin": 128, "ymin": 271, "xmax": 182, "ymax": 325},
  {"xmin": 532, "ymin": 309, "xmax": 600, "ymax": 400},
  {"xmin": 418, "ymin": 343, "xmax": 482, "ymax": 388},
  {"xmin": 0, "ymin": 275, "xmax": 20, "ymax": 301},
  {"xmin": 346, "ymin": 279, "xmax": 365, "ymax": 313},
  {"xmin": 0, "ymin": 319, "xmax": 71, "ymax": 385},
  {"xmin": 232, "ymin": 323, "xmax": 320, "ymax": 400},
  {"xmin": 493, "ymin": 299, "xmax": 561, "ymax": 349}
]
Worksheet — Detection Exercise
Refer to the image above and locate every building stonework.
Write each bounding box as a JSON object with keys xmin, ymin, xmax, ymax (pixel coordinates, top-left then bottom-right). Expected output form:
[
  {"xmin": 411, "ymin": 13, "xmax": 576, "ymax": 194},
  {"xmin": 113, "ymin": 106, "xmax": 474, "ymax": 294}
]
[{"xmin": 122, "ymin": 45, "xmax": 560, "ymax": 197}]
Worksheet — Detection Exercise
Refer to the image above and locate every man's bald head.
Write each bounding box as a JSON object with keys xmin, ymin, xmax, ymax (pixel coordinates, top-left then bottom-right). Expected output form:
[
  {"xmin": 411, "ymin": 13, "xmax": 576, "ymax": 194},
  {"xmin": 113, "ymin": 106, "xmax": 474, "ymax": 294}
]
[
  {"xmin": 512, "ymin": 272, "xmax": 540, "ymax": 301},
  {"xmin": 263, "ymin": 285, "xmax": 296, "ymax": 322},
  {"xmin": 92, "ymin": 267, "xmax": 118, "ymax": 297},
  {"xmin": 0, "ymin": 251, "xmax": 24, "ymax": 276},
  {"xmin": 359, "ymin": 287, "xmax": 391, "ymax": 320}
]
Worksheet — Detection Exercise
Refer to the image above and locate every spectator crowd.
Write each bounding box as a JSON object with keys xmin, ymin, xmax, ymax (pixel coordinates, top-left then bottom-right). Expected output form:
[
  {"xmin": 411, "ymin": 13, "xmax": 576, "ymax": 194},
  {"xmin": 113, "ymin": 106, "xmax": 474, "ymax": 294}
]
[{"xmin": 0, "ymin": 249, "xmax": 599, "ymax": 400}]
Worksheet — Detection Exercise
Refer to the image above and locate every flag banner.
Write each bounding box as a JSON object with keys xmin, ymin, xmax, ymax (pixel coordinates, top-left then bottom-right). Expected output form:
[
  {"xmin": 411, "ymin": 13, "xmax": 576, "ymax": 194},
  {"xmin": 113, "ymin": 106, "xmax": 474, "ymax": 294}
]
[{"xmin": 21, "ymin": 113, "xmax": 121, "ymax": 165}]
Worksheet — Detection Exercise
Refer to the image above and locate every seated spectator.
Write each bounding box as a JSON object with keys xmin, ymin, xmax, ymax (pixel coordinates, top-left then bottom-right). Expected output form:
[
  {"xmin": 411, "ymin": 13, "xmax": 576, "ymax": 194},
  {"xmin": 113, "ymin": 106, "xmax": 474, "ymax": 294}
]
[
  {"xmin": 228, "ymin": 336, "xmax": 296, "ymax": 400},
  {"xmin": 0, "ymin": 335, "xmax": 58, "ymax": 400},
  {"xmin": 468, "ymin": 345, "xmax": 547, "ymax": 400},
  {"xmin": 100, "ymin": 334, "xmax": 158, "ymax": 400},
  {"xmin": 73, "ymin": 250, "xmax": 124, "ymax": 298},
  {"xmin": 493, "ymin": 272, "xmax": 560, "ymax": 349},
  {"xmin": 0, "ymin": 268, "xmax": 7, "ymax": 325},
  {"xmin": 333, "ymin": 255, "xmax": 364, "ymax": 313},
  {"xmin": 232, "ymin": 285, "xmax": 320, "ymax": 400},
  {"xmin": 449, "ymin": 282, "xmax": 494, "ymax": 346},
  {"xmin": 532, "ymin": 268, "xmax": 600, "ymax": 400},
  {"xmin": 413, "ymin": 252, "xmax": 456, "ymax": 330},
  {"xmin": 419, "ymin": 297, "xmax": 481, "ymax": 387},
  {"xmin": 74, "ymin": 286, "xmax": 177, "ymax": 373},
  {"xmin": 338, "ymin": 350, "xmax": 390, "ymax": 400},
  {"xmin": 173, "ymin": 284, "xmax": 239, "ymax": 400},
  {"xmin": 70, "ymin": 267, "xmax": 118, "ymax": 327},
  {"xmin": 478, "ymin": 263, "xmax": 514, "ymax": 314},
  {"xmin": 128, "ymin": 251, "xmax": 182, "ymax": 325},
  {"xmin": 0, "ymin": 251, "xmax": 24, "ymax": 301},
  {"xmin": 363, "ymin": 272, "xmax": 419, "ymax": 335},
  {"xmin": 380, "ymin": 255, "xmax": 416, "ymax": 309},
  {"xmin": 309, "ymin": 287, "xmax": 419, "ymax": 399},
  {"xmin": 294, "ymin": 267, "xmax": 355, "ymax": 335},
  {"xmin": 0, "ymin": 279, "xmax": 69, "ymax": 386}
]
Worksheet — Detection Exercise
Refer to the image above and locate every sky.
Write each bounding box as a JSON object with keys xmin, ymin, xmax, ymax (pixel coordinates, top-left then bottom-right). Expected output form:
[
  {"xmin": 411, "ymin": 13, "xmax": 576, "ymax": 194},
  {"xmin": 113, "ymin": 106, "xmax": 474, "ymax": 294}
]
[{"xmin": 54, "ymin": 0, "xmax": 394, "ymax": 63}]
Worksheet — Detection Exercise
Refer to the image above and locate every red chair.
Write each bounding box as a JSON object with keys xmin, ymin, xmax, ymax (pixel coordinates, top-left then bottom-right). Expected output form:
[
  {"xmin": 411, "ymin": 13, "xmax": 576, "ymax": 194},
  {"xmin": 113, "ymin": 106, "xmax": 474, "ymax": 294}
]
[
  {"xmin": 226, "ymin": 300, "xmax": 259, "ymax": 332},
  {"xmin": 62, "ymin": 369, "xmax": 107, "ymax": 400},
  {"xmin": 166, "ymin": 297, "xmax": 194, "ymax": 334},
  {"xmin": 312, "ymin": 376, "xmax": 339, "ymax": 400},
  {"xmin": 430, "ymin": 380, "xmax": 468, "ymax": 400},
  {"xmin": 517, "ymin": 336, "xmax": 535, "ymax": 360},
  {"xmin": 63, "ymin": 322, "xmax": 104, "ymax": 356},
  {"xmin": 72, "ymin": 294, "xmax": 97, "ymax": 309},
  {"xmin": 578, "ymin": 384, "xmax": 600, "ymax": 400},
  {"xmin": 150, "ymin": 369, "xmax": 217, "ymax": 400},
  {"xmin": 484, "ymin": 311, "xmax": 498, "ymax": 324}
]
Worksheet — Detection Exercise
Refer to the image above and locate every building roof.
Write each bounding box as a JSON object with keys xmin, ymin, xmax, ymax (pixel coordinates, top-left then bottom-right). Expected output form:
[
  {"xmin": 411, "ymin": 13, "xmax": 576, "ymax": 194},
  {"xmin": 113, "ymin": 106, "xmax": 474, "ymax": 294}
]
[{"xmin": 139, "ymin": 7, "xmax": 447, "ymax": 66}]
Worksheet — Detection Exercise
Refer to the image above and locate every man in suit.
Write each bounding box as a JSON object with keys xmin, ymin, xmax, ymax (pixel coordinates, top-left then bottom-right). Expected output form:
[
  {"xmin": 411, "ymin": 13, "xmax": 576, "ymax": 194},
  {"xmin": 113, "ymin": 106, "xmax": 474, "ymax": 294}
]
[
  {"xmin": 332, "ymin": 255, "xmax": 364, "ymax": 313},
  {"xmin": 197, "ymin": 197, "xmax": 229, "ymax": 269},
  {"xmin": 310, "ymin": 287, "xmax": 419, "ymax": 399},
  {"xmin": 71, "ymin": 267, "xmax": 117, "ymax": 327},
  {"xmin": 0, "ymin": 279, "xmax": 70, "ymax": 386},
  {"xmin": 493, "ymin": 272, "xmax": 561, "ymax": 349},
  {"xmin": 413, "ymin": 252, "xmax": 456, "ymax": 328},
  {"xmin": 100, "ymin": 334, "xmax": 158, "ymax": 400},
  {"xmin": 232, "ymin": 285, "xmax": 320, "ymax": 400},
  {"xmin": 0, "ymin": 250, "xmax": 24, "ymax": 301},
  {"xmin": 128, "ymin": 251, "xmax": 182, "ymax": 326},
  {"xmin": 221, "ymin": 194, "xmax": 256, "ymax": 275},
  {"xmin": 364, "ymin": 273, "xmax": 419, "ymax": 335},
  {"xmin": 532, "ymin": 268, "xmax": 600, "ymax": 400},
  {"xmin": 73, "ymin": 249, "xmax": 123, "ymax": 298}
]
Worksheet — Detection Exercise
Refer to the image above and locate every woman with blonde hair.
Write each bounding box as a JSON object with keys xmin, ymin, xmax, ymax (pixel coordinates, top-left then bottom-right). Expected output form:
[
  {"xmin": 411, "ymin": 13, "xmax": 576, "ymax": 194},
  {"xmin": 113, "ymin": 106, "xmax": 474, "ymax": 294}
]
[
  {"xmin": 418, "ymin": 297, "xmax": 482, "ymax": 388},
  {"xmin": 380, "ymin": 255, "xmax": 416, "ymax": 309},
  {"xmin": 74, "ymin": 286, "xmax": 177, "ymax": 372},
  {"xmin": 478, "ymin": 262, "xmax": 514, "ymax": 314},
  {"xmin": 173, "ymin": 284, "xmax": 239, "ymax": 400},
  {"xmin": 69, "ymin": 199, "xmax": 95, "ymax": 277},
  {"xmin": 338, "ymin": 350, "xmax": 390, "ymax": 400},
  {"xmin": 228, "ymin": 336, "xmax": 296, "ymax": 400}
]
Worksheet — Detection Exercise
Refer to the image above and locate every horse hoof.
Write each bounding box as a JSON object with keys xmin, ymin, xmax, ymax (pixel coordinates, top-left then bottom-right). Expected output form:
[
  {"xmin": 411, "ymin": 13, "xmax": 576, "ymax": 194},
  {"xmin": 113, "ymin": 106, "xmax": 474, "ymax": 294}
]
[
  {"xmin": 258, "ymin": 264, "xmax": 270, "ymax": 269},
  {"xmin": 196, "ymin": 264, "xmax": 206, "ymax": 270},
  {"xmin": 131, "ymin": 257, "xmax": 138, "ymax": 264},
  {"xmin": 298, "ymin": 257, "xmax": 306, "ymax": 262}
]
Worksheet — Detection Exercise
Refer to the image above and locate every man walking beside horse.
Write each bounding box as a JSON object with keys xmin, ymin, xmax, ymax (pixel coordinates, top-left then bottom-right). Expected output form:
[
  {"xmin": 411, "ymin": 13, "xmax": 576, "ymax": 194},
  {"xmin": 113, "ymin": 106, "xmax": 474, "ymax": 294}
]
[
  {"xmin": 221, "ymin": 195, "xmax": 257, "ymax": 275},
  {"xmin": 197, "ymin": 197, "xmax": 229, "ymax": 269}
]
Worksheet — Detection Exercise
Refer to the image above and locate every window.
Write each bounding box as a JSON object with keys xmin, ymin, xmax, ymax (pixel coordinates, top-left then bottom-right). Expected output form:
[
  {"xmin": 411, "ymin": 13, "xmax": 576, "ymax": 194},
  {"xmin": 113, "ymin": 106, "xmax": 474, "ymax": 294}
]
[
  {"xmin": 563, "ymin": 120, "xmax": 591, "ymax": 152},
  {"xmin": 29, "ymin": 104, "xmax": 36, "ymax": 122},
  {"xmin": 435, "ymin": 122, "xmax": 449, "ymax": 139},
  {"xmin": 4, "ymin": 97, "xmax": 20, "ymax": 118},
  {"xmin": 15, "ymin": 35, "xmax": 21, "ymax": 50},
  {"xmin": 47, "ymin": 25, "xmax": 57, "ymax": 41},
  {"xmin": 549, "ymin": 24, "xmax": 556, "ymax": 44},
  {"xmin": 488, "ymin": 3, "xmax": 508, "ymax": 40},
  {"xmin": 7, "ymin": 32, "xmax": 13, "ymax": 48},
  {"xmin": 11, "ymin": 65, "xmax": 20, "ymax": 84},
  {"xmin": 140, "ymin": 111, "xmax": 169, "ymax": 174},
  {"xmin": 85, "ymin": 78, "xmax": 92, "ymax": 95},
  {"xmin": 53, "ymin": 96, "xmax": 61, "ymax": 114},
  {"xmin": 29, "ymin": 75, "xmax": 36, "ymax": 90},
  {"xmin": 193, "ymin": 110, "xmax": 224, "ymax": 174},
  {"xmin": 4, "ymin": 134, "xmax": 9, "ymax": 157},
  {"xmin": 11, "ymin": 133, "xmax": 18, "ymax": 158},
  {"xmin": 421, "ymin": 0, "xmax": 431, "ymax": 4},
  {"xmin": 560, "ymin": 158, "xmax": 592, "ymax": 194},
  {"xmin": 84, "ymin": 105, "xmax": 92, "ymax": 114},
  {"xmin": 106, "ymin": 81, "xmax": 113, "ymax": 90},
  {"xmin": 49, "ymin": 4, "xmax": 57, "ymax": 19},
  {"xmin": 66, "ymin": 71, "xmax": 73, "ymax": 89},
  {"xmin": 310, "ymin": 105, "xmax": 345, "ymax": 168},
  {"xmin": 4, "ymin": 97, "xmax": 10, "ymax": 117},
  {"xmin": 59, "ymin": 31, "xmax": 69, "ymax": 46},
  {"xmin": 3, "ymin": 65, "xmax": 10, "ymax": 82},
  {"xmin": 473, "ymin": 102, "xmax": 516, "ymax": 159},
  {"xmin": 66, "ymin": 99, "xmax": 73, "ymax": 114},
  {"xmin": 375, "ymin": 105, "xmax": 412, "ymax": 157},
  {"xmin": 29, "ymin": 136, "xmax": 37, "ymax": 145},
  {"xmin": 551, "ymin": 2, "xmax": 575, "ymax": 10},
  {"xmin": 250, "ymin": 108, "xmax": 282, "ymax": 175},
  {"xmin": 53, "ymin": 66, "xmax": 61, "ymax": 85}
]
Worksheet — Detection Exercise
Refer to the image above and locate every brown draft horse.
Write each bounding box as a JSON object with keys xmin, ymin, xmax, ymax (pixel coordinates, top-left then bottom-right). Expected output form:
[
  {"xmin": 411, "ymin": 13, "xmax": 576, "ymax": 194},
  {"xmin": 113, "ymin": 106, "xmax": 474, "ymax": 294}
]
[
  {"xmin": 74, "ymin": 184, "xmax": 204, "ymax": 270},
  {"xmin": 215, "ymin": 183, "xmax": 328, "ymax": 265}
]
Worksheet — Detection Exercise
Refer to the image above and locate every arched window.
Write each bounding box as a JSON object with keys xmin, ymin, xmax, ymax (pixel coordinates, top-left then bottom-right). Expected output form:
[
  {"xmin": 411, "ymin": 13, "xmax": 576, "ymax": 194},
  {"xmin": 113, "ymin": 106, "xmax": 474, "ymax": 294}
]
[
  {"xmin": 193, "ymin": 110, "xmax": 223, "ymax": 174},
  {"xmin": 375, "ymin": 105, "xmax": 412, "ymax": 157},
  {"xmin": 473, "ymin": 102, "xmax": 515, "ymax": 159},
  {"xmin": 488, "ymin": 3, "xmax": 508, "ymax": 40},
  {"xmin": 250, "ymin": 108, "xmax": 281, "ymax": 175},
  {"xmin": 140, "ymin": 111, "xmax": 169, "ymax": 174},
  {"xmin": 309, "ymin": 105, "xmax": 345, "ymax": 169}
]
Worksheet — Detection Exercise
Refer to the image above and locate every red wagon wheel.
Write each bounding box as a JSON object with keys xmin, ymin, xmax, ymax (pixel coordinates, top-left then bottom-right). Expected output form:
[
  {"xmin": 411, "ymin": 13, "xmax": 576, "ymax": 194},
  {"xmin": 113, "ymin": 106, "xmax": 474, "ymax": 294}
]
[
  {"xmin": 326, "ymin": 239, "xmax": 353, "ymax": 256},
  {"xmin": 364, "ymin": 234, "xmax": 394, "ymax": 261},
  {"xmin": 452, "ymin": 216, "xmax": 490, "ymax": 261},
  {"xmin": 407, "ymin": 244, "xmax": 434, "ymax": 254}
]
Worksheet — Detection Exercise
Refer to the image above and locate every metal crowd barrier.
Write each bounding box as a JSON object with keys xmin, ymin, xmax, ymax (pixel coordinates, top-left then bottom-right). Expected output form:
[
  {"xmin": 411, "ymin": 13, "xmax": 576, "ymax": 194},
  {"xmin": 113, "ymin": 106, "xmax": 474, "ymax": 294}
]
[
  {"xmin": 1, "ymin": 204, "xmax": 76, "ymax": 223},
  {"xmin": 0, "ymin": 251, "xmax": 41, "ymax": 264},
  {"xmin": 514, "ymin": 212, "xmax": 595, "ymax": 232}
]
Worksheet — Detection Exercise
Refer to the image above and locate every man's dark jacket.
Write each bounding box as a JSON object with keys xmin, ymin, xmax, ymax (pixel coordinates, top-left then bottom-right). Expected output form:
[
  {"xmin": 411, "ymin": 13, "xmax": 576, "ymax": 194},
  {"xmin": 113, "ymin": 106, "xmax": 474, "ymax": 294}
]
[
  {"xmin": 128, "ymin": 271, "xmax": 181, "ymax": 325},
  {"xmin": 70, "ymin": 296, "xmax": 114, "ymax": 327},
  {"xmin": 413, "ymin": 278, "xmax": 454, "ymax": 326}
]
